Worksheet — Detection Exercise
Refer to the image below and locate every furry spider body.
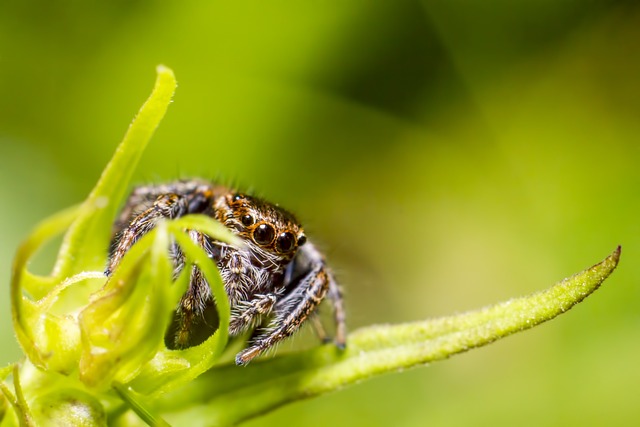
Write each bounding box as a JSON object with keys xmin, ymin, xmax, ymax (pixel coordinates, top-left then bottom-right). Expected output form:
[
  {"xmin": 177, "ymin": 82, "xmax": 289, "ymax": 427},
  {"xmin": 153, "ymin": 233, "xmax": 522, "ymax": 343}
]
[{"xmin": 106, "ymin": 180, "xmax": 345, "ymax": 365}]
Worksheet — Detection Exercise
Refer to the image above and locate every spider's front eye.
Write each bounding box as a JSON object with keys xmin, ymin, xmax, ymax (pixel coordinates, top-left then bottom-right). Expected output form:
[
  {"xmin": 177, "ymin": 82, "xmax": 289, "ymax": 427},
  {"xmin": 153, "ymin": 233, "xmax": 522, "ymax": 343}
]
[
  {"xmin": 241, "ymin": 214, "xmax": 254, "ymax": 226},
  {"xmin": 253, "ymin": 223, "xmax": 275, "ymax": 245},
  {"xmin": 232, "ymin": 193, "xmax": 243, "ymax": 202},
  {"xmin": 297, "ymin": 234, "xmax": 307, "ymax": 247},
  {"xmin": 276, "ymin": 232, "xmax": 296, "ymax": 253}
]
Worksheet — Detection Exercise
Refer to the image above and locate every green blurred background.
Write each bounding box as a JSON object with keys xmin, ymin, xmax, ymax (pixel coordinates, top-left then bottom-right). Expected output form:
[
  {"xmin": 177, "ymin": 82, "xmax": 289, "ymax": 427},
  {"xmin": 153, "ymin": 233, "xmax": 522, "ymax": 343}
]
[{"xmin": 1, "ymin": 1, "xmax": 640, "ymax": 425}]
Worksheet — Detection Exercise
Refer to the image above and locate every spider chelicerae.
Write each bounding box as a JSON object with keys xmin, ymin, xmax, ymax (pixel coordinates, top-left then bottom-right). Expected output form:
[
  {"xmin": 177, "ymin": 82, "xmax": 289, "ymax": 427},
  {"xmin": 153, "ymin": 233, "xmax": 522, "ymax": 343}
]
[{"xmin": 106, "ymin": 179, "xmax": 346, "ymax": 365}]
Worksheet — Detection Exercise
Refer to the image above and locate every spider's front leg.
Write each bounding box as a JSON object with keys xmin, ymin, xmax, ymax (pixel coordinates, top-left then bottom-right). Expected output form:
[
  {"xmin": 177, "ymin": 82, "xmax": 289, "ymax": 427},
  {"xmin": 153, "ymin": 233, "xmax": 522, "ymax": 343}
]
[
  {"xmin": 235, "ymin": 242, "xmax": 346, "ymax": 365},
  {"xmin": 106, "ymin": 184, "xmax": 214, "ymax": 275},
  {"xmin": 229, "ymin": 293, "xmax": 279, "ymax": 334},
  {"xmin": 107, "ymin": 183, "xmax": 224, "ymax": 348},
  {"xmin": 107, "ymin": 193, "xmax": 188, "ymax": 275}
]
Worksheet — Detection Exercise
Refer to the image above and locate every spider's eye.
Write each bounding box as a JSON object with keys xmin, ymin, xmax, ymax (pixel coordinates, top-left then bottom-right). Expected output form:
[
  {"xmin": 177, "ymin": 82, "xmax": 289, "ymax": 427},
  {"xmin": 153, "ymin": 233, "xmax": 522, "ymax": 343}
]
[
  {"xmin": 253, "ymin": 223, "xmax": 275, "ymax": 245},
  {"xmin": 232, "ymin": 193, "xmax": 243, "ymax": 202},
  {"xmin": 276, "ymin": 232, "xmax": 296, "ymax": 253},
  {"xmin": 297, "ymin": 234, "xmax": 307, "ymax": 247},
  {"xmin": 241, "ymin": 214, "xmax": 254, "ymax": 226}
]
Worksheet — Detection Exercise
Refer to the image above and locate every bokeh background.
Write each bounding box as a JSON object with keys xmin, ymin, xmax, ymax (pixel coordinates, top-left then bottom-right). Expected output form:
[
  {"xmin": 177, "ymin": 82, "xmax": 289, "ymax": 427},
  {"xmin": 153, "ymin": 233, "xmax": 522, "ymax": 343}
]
[{"xmin": 2, "ymin": 1, "xmax": 640, "ymax": 425}]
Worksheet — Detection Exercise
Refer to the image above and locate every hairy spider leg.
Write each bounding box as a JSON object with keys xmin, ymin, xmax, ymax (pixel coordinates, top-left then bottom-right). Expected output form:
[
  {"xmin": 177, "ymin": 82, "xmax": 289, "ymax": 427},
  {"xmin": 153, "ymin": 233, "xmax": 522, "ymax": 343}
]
[
  {"xmin": 296, "ymin": 242, "xmax": 347, "ymax": 349},
  {"xmin": 235, "ymin": 258, "xmax": 330, "ymax": 365},
  {"xmin": 107, "ymin": 193, "xmax": 188, "ymax": 275},
  {"xmin": 111, "ymin": 180, "xmax": 209, "ymax": 236},
  {"xmin": 309, "ymin": 313, "xmax": 330, "ymax": 343},
  {"xmin": 107, "ymin": 183, "xmax": 216, "ymax": 275},
  {"xmin": 328, "ymin": 273, "xmax": 347, "ymax": 349},
  {"xmin": 229, "ymin": 293, "xmax": 279, "ymax": 334}
]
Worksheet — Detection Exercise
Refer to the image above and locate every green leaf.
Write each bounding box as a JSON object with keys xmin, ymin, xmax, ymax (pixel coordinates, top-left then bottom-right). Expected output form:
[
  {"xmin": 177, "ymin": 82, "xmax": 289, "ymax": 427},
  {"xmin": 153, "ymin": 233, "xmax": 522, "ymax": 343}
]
[
  {"xmin": 170, "ymin": 215, "xmax": 245, "ymax": 249},
  {"xmin": 128, "ymin": 217, "xmax": 232, "ymax": 396},
  {"xmin": 52, "ymin": 65, "xmax": 177, "ymax": 279},
  {"xmin": 10, "ymin": 204, "xmax": 85, "ymax": 371},
  {"xmin": 10, "ymin": 66, "xmax": 178, "ymax": 376},
  {"xmin": 159, "ymin": 246, "xmax": 621, "ymax": 427},
  {"xmin": 78, "ymin": 224, "xmax": 173, "ymax": 389}
]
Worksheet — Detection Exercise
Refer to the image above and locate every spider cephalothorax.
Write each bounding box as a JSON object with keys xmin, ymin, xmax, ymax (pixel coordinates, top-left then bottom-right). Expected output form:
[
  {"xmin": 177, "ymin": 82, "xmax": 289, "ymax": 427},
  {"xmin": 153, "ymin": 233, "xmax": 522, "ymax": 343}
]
[{"xmin": 106, "ymin": 180, "xmax": 345, "ymax": 365}]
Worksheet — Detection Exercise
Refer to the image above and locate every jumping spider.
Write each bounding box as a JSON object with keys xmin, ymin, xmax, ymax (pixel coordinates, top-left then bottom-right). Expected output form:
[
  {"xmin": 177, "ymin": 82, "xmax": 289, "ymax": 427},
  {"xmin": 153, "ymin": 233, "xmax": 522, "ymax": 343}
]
[{"xmin": 106, "ymin": 179, "xmax": 346, "ymax": 365}]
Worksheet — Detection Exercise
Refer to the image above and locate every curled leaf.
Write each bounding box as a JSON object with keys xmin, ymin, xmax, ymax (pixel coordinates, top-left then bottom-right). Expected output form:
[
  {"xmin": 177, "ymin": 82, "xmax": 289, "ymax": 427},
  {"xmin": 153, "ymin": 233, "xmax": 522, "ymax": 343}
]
[
  {"xmin": 53, "ymin": 65, "xmax": 177, "ymax": 278},
  {"xmin": 10, "ymin": 66, "xmax": 178, "ymax": 378},
  {"xmin": 127, "ymin": 216, "xmax": 234, "ymax": 396},
  {"xmin": 78, "ymin": 225, "xmax": 173, "ymax": 388},
  {"xmin": 10, "ymin": 205, "xmax": 86, "ymax": 373}
]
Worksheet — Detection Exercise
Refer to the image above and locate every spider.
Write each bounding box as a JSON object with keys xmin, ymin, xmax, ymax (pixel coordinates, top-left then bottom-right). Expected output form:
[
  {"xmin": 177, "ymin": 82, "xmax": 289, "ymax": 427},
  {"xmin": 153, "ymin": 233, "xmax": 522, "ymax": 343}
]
[{"xmin": 105, "ymin": 179, "xmax": 346, "ymax": 365}]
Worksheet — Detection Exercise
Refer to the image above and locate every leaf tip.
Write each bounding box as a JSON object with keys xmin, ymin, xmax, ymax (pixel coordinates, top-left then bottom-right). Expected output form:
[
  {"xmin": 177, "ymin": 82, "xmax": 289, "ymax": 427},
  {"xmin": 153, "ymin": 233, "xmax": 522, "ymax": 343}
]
[
  {"xmin": 155, "ymin": 64, "xmax": 174, "ymax": 76},
  {"xmin": 155, "ymin": 65, "xmax": 176, "ymax": 89},
  {"xmin": 614, "ymin": 244, "xmax": 622, "ymax": 260},
  {"xmin": 603, "ymin": 245, "xmax": 622, "ymax": 268}
]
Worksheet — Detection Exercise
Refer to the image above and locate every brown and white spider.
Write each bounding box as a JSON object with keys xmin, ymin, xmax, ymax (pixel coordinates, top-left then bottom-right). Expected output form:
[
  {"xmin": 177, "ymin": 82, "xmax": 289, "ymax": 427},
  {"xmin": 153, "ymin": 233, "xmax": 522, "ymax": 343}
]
[{"xmin": 106, "ymin": 179, "xmax": 346, "ymax": 365}]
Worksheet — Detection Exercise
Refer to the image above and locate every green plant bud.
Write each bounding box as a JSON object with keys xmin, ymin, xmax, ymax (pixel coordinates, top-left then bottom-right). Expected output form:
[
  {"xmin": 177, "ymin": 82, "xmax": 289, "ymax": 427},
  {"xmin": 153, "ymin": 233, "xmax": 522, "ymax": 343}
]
[
  {"xmin": 79, "ymin": 226, "xmax": 174, "ymax": 389},
  {"xmin": 31, "ymin": 389, "xmax": 106, "ymax": 427}
]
